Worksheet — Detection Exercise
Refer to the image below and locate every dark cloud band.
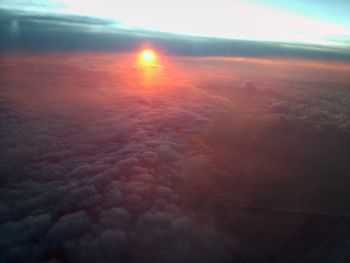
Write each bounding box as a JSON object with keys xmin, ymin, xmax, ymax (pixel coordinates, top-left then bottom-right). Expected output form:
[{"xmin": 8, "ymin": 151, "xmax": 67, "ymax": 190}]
[{"xmin": 1, "ymin": 8, "xmax": 350, "ymax": 62}]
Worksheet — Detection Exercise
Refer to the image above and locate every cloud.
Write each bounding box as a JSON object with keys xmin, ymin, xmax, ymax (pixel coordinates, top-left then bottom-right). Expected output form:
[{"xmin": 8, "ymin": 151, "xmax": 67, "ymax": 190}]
[
  {"xmin": 98, "ymin": 208, "xmax": 130, "ymax": 230},
  {"xmin": 0, "ymin": 213, "xmax": 52, "ymax": 261},
  {"xmin": 0, "ymin": 51, "xmax": 236, "ymax": 262},
  {"xmin": 0, "ymin": 50, "xmax": 349, "ymax": 262},
  {"xmin": 46, "ymin": 211, "xmax": 91, "ymax": 243},
  {"xmin": 1, "ymin": 8, "xmax": 350, "ymax": 61}
]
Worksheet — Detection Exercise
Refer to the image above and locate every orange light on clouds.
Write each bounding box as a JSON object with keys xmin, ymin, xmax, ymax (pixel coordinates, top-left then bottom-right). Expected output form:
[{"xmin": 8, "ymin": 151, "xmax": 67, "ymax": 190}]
[{"xmin": 135, "ymin": 48, "xmax": 164, "ymax": 87}]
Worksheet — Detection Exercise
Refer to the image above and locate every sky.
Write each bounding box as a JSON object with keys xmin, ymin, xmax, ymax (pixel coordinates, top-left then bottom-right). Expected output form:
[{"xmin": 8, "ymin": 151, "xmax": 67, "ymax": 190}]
[
  {"xmin": 0, "ymin": 0, "xmax": 350, "ymax": 60},
  {"xmin": 1, "ymin": 0, "xmax": 350, "ymax": 46}
]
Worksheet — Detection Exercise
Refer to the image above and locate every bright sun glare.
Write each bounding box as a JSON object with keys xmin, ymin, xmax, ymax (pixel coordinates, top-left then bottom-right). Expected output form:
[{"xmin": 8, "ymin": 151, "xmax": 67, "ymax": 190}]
[{"xmin": 140, "ymin": 49, "xmax": 157, "ymax": 63}]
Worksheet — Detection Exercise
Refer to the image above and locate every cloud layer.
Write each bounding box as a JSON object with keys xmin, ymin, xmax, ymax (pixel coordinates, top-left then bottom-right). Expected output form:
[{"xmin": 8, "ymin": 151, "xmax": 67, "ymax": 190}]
[
  {"xmin": 0, "ymin": 54, "xmax": 233, "ymax": 262},
  {"xmin": 0, "ymin": 53, "xmax": 350, "ymax": 262}
]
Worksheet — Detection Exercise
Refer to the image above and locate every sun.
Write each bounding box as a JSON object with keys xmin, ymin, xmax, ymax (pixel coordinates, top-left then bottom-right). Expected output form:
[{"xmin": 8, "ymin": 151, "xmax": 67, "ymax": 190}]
[{"xmin": 140, "ymin": 49, "xmax": 157, "ymax": 63}]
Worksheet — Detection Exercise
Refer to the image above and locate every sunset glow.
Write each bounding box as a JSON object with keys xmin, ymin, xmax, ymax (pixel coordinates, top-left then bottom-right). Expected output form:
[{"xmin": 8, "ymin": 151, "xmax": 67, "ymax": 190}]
[
  {"xmin": 140, "ymin": 49, "xmax": 157, "ymax": 64},
  {"xmin": 2, "ymin": 0, "xmax": 350, "ymax": 261}
]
